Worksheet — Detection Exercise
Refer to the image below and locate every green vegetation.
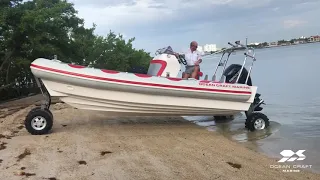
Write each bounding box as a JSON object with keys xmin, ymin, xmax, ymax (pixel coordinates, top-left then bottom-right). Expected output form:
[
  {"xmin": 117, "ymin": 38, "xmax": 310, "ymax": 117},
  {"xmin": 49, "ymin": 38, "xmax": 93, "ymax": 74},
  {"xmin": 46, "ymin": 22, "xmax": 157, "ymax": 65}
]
[{"xmin": 0, "ymin": 0, "xmax": 152, "ymax": 101}]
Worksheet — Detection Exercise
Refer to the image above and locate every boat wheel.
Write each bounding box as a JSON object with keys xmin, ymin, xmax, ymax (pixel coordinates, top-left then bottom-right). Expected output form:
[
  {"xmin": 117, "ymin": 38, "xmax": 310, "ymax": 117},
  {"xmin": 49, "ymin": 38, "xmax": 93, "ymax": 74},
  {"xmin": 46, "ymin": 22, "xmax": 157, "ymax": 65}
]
[
  {"xmin": 24, "ymin": 107, "xmax": 53, "ymax": 135},
  {"xmin": 245, "ymin": 112, "xmax": 270, "ymax": 132},
  {"xmin": 29, "ymin": 106, "xmax": 53, "ymax": 119}
]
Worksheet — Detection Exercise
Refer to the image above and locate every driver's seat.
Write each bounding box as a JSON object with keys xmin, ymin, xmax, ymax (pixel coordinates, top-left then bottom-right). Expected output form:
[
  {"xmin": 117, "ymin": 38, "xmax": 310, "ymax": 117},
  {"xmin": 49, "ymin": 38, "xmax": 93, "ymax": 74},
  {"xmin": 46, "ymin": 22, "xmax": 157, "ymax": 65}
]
[{"xmin": 196, "ymin": 71, "xmax": 203, "ymax": 80}]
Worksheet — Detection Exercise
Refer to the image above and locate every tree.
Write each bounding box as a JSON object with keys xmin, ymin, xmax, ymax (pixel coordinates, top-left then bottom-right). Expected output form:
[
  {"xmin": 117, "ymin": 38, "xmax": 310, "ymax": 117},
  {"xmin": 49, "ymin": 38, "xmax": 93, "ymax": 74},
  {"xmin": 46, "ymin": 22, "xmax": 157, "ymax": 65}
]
[
  {"xmin": 277, "ymin": 39, "xmax": 288, "ymax": 45},
  {"xmin": 89, "ymin": 32, "xmax": 151, "ymax": 71},
  {"xmin": 0, "ymin": 0, "xmax": 152, "ymax": 101}
]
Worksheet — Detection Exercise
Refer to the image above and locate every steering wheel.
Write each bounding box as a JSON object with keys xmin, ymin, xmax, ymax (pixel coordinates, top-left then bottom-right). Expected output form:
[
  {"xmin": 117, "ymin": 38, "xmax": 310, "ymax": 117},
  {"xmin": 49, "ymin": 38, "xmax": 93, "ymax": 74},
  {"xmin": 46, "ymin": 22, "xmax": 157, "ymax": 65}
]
[{"xmin": 178, "ymin": 54, "xmax": 187, "ymax": 65}]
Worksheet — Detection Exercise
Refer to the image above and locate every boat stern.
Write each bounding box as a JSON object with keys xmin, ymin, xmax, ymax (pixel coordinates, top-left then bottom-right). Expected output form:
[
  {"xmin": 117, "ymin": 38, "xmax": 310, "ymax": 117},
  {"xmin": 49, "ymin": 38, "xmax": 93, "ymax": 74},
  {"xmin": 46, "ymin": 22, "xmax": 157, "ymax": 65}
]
[{"xmin": 248, "ymin": 85, "xmax": 258, "ymax": 103}]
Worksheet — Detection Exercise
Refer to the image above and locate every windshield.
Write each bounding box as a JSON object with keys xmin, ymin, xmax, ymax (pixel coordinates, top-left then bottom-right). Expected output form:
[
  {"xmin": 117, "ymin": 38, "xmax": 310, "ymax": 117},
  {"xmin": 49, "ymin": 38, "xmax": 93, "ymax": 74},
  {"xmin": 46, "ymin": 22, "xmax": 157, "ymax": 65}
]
[{"xmin": 155, "ymin": 46, "xmax": 175, "ymax": 55}]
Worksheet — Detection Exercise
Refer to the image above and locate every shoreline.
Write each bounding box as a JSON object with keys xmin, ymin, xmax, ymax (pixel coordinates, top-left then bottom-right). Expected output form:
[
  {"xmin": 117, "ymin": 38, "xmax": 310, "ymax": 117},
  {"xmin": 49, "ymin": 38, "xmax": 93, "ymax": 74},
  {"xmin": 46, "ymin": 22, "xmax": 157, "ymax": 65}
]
[
  {"xmin": 204, "ymin": 41, "xmax": 320, "ymax": 55},
  {"xmin": 0, "ymin": 97, "xmax": 319, "ymax": 179}
]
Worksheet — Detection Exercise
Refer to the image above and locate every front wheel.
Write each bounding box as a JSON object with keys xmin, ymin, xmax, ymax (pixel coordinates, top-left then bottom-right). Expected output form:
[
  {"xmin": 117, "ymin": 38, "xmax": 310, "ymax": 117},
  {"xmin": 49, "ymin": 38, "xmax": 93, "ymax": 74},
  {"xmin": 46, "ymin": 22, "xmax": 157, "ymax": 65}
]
[
  {"xmin": 245, "ymin": 112, "xmax": 270, "ymax": 131},
  {"xmin": 25, "ymin": 107, "xmax": 53, "ymax": 135}
]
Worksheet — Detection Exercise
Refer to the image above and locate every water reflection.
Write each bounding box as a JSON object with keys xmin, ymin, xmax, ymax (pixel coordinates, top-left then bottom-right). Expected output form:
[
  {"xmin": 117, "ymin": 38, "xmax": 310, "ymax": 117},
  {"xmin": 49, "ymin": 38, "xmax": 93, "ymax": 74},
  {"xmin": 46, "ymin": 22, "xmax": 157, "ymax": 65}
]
[{"xmin": 182, "ymin": 114, "xmax": 281, "ymax": 143}]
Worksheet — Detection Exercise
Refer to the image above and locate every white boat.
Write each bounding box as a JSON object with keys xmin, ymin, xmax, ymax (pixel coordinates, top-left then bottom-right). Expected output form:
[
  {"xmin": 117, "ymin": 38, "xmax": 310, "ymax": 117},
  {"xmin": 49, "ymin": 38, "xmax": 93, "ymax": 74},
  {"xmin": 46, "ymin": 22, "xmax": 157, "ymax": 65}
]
[{"xmin": 24, "ymin": 41, "xmax": 270, "ymax": 135}]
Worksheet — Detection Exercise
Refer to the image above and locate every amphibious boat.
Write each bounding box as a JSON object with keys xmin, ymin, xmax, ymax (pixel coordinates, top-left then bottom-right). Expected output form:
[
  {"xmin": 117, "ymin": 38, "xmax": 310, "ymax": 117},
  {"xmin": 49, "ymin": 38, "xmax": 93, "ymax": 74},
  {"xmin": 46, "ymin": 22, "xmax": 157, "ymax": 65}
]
[{"xmin": 24, "ymin": 40, "xmax": 270, "ymax": 135}]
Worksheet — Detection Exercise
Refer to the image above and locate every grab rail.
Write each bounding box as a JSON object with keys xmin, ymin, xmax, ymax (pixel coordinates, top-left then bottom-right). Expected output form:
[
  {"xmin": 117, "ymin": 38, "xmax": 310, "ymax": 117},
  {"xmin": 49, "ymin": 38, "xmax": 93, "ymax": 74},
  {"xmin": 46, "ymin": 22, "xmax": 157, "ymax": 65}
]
[
  {"xmin": 234, "ymin": 40, "xmax": 256, "ymax": 84},
  {"xmin": 211, "ymin": 39, "xmax": 257, "ymax": 84}
]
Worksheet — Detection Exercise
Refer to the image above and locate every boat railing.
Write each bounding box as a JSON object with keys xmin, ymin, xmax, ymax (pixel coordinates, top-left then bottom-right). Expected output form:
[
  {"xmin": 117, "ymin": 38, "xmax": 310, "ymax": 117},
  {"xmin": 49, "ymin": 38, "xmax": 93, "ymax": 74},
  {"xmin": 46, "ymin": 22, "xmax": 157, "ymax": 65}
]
[
  {"xmin": 210, "ymin": 39, "xmax": 257, "ymax": 84},
  {"xmin": 51, "ymin": 54, "xmax": 62, "ymax": 63}
]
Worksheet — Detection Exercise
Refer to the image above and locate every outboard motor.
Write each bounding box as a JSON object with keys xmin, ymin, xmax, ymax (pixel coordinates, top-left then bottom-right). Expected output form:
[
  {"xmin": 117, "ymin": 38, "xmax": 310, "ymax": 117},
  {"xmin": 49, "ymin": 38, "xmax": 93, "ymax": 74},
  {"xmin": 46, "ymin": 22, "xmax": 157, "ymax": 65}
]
[
  {"xmin": 223, "ymin": 63, "xmax": 264, "ymax": 112},
  {"xmin": 222, "ymin": 63, "xmax": 264, "ymax": 114},
  {"xmin": 223, "ymin": 64, "xmax": 252, "ymax": 86}
]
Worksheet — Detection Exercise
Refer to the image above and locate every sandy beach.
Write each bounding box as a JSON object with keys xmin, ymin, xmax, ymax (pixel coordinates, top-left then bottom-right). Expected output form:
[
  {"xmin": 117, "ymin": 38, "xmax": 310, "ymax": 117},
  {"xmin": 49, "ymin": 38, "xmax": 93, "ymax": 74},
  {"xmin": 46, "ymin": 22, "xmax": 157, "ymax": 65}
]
[{"xmin": 0, "ymin": 95, "xmax": 319, "ymax": 180}]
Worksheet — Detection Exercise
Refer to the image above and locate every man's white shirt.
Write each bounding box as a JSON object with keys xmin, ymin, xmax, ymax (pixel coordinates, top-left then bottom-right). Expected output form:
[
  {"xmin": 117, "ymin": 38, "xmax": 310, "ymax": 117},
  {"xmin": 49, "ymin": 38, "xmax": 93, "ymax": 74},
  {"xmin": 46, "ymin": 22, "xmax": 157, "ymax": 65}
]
[{"xmin": 182, "ymin": 49, "xmax": 203, "ymax": 66}]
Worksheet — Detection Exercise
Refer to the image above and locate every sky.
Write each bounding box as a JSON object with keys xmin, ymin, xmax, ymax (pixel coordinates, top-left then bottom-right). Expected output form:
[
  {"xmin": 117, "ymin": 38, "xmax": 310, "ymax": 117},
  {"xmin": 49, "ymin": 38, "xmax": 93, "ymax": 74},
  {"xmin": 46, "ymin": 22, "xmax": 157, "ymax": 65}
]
[{"xmin": 58, "ymin": 0, "xmax": 320, "ymax": 53}]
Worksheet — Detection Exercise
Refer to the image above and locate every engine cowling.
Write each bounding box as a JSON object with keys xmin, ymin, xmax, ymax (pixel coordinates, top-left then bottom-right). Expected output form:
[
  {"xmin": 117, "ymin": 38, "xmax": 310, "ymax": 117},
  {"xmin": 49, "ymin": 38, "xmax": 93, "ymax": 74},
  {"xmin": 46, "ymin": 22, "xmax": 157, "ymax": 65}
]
[{"xmin": 223, "ymin": 64, "xmax": 252, "ymax": 86}]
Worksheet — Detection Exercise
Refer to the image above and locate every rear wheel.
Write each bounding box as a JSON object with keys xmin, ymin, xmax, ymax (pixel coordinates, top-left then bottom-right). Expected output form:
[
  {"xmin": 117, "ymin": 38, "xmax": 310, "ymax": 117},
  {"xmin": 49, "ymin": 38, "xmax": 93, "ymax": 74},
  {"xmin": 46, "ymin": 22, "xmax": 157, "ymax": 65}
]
[
  {"xmin": 30, "ymin": 106, "xmax": 53, "ymax": 119},
  {"xmin": 245, "ymin": 112, "xmax": 270, "ymax": 131},
  {"xmin": 25, "ymin": 107, "xmax": 53, "ymax": 135}
]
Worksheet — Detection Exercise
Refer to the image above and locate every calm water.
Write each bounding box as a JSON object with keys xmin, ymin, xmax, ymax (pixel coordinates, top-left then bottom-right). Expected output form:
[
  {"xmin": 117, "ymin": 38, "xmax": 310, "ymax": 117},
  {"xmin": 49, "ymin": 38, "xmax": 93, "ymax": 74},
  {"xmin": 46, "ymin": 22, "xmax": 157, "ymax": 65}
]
[{"xmin": 181, "ymin": 43, "xmax": 320, "ymax": 173}]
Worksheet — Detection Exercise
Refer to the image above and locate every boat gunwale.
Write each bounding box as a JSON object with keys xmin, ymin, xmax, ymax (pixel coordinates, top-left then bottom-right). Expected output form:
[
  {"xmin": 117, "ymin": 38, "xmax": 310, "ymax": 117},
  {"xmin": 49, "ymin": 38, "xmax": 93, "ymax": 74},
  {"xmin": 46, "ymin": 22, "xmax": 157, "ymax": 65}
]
[{"xmin": 30, "ymin": 63, "xmax": 252, "ymax": 95}]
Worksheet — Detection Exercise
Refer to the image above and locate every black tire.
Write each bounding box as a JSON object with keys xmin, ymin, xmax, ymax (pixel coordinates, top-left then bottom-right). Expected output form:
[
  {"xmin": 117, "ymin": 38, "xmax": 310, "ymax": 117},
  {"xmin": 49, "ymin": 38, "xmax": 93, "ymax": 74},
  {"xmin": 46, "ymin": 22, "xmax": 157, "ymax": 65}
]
[
  {"xmin": 25, "ymin": 107, "xmax": 53, "ymax": 135},
  {"xmin": 30, "ymin": 106, "xmax": 53, "ymax": 119},
  {"xmin": 245, "ymin": 112, "xmax": 270, "ymax": 132},
  {"xmin": 223, "ymin": 64, "xmax": 252, "ymax": 86}
]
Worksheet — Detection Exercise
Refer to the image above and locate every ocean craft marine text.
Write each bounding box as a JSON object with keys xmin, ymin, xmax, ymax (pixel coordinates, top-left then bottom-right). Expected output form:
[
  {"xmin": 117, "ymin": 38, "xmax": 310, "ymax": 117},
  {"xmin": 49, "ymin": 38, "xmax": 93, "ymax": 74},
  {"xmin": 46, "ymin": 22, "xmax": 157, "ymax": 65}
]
[{"xmin": 198, "ymin": 82, "xmax": 250, "ymax": 89}]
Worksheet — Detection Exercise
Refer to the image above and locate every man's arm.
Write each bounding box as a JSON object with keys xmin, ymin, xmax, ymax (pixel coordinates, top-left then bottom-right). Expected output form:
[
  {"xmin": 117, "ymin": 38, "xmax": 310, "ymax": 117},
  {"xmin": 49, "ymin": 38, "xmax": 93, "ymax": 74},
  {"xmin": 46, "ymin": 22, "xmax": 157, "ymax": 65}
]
[{"xmin": 195, "ymin": 53, "xmax": 202, "ymax": 65}]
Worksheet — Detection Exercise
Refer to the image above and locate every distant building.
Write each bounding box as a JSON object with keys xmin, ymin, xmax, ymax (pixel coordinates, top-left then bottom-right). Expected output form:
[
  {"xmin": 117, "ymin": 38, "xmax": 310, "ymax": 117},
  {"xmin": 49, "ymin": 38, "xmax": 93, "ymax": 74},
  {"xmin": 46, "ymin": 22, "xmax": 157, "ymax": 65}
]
[
  {"xmin": 269, "ymin": 42, "xmax": 278, "ymax": 46},
  {"xmin": 197, "ymin": 46, "xmax": 203, "ymax": 52},
  {"xmin": 248, "ymin": 42, "xmax": 260, "ymax": 46},
  {"xmin": 203, "ymin": 44, "xmax": 217, "ymax": 52},
  {"xmin": 309, "ymin": 36, "xmax": 320, "ymax": 42},
  {"xmin": 293, "ymin": 40, "xmax": 305, "ymax": 44}
]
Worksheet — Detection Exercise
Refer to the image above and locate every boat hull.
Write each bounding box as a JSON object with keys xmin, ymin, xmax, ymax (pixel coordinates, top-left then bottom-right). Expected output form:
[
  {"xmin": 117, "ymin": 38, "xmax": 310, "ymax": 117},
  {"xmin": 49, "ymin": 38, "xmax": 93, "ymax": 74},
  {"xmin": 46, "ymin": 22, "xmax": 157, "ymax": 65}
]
[{"xmin": 30, "ymin": 58, "xmax": 258, "ymax": 116}]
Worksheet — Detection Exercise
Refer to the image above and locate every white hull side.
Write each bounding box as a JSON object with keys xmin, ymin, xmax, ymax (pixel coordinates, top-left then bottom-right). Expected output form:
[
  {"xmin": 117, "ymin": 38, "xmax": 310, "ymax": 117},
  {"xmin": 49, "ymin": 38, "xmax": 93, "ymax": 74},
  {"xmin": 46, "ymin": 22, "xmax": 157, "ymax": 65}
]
[
  {"xmin": 29, "ymin": 58, "xmax": 258, "ymax": 116},
  {"xmin": 42, "ymin": 80, "xmax": 254, "ymax": 116},
  {"xmin": 30, "ymin": 63, "xmax": 254, "ymax": 102}
]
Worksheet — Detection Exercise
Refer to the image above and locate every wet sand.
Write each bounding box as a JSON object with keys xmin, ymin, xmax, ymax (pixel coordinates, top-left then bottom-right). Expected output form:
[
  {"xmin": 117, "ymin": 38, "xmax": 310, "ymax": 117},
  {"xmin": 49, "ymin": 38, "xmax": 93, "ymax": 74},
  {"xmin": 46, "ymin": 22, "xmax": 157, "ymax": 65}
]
[{"xmin": 0, "ymin": 96, "xmax": 319, "ymax": 180}]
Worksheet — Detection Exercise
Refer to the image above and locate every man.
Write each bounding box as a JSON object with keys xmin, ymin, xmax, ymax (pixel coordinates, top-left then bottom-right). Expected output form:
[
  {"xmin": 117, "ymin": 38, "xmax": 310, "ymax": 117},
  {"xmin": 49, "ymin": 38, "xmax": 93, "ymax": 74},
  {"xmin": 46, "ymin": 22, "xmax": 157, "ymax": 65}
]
[{"xmin": 175, "ymin": 41, "xmax": 203, "ymax": 79}]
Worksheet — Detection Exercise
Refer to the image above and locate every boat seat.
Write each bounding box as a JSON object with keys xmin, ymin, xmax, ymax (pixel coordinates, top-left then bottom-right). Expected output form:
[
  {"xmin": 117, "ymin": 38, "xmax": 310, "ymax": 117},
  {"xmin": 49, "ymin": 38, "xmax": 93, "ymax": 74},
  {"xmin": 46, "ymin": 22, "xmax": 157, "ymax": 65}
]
[{"xmin": 195, "ymin": 71, "xmax": 203, "ymax": 80}]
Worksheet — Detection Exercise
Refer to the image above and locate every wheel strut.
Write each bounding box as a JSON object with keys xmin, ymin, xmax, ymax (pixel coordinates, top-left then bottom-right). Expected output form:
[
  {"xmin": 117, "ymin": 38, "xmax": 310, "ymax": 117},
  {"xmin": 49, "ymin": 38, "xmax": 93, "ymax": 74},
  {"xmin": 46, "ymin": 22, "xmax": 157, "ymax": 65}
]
[{"xmin": 24, "ymin": 77, "xmax": 53, "ymax": 135}]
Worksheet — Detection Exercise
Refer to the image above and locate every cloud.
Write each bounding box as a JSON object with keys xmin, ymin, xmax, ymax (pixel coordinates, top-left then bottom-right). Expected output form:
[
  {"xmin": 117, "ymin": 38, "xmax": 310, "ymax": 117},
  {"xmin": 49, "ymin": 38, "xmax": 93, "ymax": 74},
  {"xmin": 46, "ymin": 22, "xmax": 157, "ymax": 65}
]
[
  {"xmin": 283, "ymin": 20, "xmax": 307, "ymax": 29},
  {"xmin": 70, "ymin": 0, "xmax": 274, "ymax": 29},
  {"xmin": 67, "ymin": 0, "xmax": 320, "ymax": 52}
]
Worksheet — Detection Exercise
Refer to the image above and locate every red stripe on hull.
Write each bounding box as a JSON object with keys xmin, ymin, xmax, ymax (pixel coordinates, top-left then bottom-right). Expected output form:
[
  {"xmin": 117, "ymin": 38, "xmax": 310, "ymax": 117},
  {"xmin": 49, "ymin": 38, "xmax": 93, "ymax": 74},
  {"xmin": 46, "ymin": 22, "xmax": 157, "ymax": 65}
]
[
  {"xmin": 101, "ymin": 69, "xmax": 120, "ymax": 74},
  {"xmin": 30, "ymin": 64, "xmax": 251, "ymax": 95},
  {"xmin": 134, "ymin": 73, "xmax": 152, "ymax": 78},
  {"xmin": 68, "ymin": 64, "xmax": 86, "ymax": 68},
  {"xmin": 167, "ymin": 77, "xmax": 183, "ymax": 81}
]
